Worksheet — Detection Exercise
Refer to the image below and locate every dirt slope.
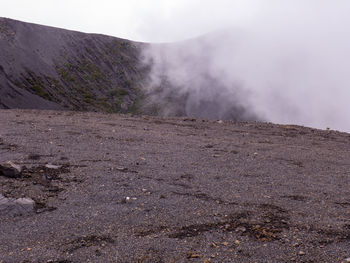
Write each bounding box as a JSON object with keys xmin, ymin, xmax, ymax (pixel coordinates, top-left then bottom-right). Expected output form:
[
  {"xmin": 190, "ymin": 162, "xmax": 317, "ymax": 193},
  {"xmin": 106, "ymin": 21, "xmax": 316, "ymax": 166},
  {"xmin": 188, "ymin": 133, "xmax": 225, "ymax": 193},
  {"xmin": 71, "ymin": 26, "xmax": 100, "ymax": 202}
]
[
  {"xmin": 0, "ymin": 109, "xmax": 350, "ymax": 263},
  {"xmin": 0, "ymin": 17, "xmax": 146, "ymax": 112}
]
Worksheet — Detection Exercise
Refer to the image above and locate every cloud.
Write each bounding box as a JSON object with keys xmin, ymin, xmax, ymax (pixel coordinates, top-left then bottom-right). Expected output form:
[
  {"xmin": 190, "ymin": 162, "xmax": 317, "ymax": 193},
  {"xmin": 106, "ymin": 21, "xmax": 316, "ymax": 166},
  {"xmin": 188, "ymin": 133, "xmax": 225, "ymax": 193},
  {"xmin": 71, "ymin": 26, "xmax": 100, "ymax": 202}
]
[
  {"xmin": 142, "ymin": 0, "xmax": 350, "ymax": 132},
  {"xmin": 1, "ymin": 0, "xmax": 260, "ymax": 42},
  {"xmin": 133, "ymin": 0, "xmax": 261, "ymax": 42}
]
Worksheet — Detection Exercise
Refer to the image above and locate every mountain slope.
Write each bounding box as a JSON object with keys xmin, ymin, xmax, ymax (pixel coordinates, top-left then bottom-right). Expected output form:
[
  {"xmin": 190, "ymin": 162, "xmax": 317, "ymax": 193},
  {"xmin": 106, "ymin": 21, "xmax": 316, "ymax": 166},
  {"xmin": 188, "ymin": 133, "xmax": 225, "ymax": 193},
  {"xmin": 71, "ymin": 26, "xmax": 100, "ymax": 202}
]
[
  {"xmin": 0, "ymin": 18, "xmax": 260, "ymax": 121},
  {"xmin": 0, "ymin": 17, "xmax": 147, "ymax": 112}
]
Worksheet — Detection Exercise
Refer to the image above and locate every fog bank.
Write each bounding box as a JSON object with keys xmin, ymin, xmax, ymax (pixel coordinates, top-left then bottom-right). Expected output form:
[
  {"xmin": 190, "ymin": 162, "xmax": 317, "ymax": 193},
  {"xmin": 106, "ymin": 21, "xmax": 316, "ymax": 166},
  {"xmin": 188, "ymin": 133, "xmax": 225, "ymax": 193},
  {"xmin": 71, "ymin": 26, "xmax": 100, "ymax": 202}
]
[{"xmin": 142, "ymin": 1, "xmax": 350, "ymax": 132}]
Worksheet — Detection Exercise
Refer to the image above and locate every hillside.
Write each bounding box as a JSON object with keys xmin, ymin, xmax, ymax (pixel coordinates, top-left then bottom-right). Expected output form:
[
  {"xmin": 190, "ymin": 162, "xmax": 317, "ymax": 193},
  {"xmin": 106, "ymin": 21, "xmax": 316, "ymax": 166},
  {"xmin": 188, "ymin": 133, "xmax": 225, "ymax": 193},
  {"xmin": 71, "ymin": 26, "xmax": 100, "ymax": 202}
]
[
  {"xmin": 0, "ymin": 17, "xmax": 147, "ymax": 113},
  {"xmin": 1, "ymin": 109, "xmax": 350, "ymax": 262},
  {"xmin": 0, "ymin": 18, "xmax": 260, "ymax": 121}
]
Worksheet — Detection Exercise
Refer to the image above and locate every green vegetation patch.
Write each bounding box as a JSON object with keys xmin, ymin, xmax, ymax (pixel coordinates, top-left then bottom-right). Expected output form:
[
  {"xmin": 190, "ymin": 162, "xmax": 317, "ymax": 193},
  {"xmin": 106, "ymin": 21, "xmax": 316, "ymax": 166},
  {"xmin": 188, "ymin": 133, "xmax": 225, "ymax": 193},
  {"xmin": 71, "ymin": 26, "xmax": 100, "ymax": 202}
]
[
  {"xmin": 109, "ymin": 87, "xmax": 129, "ymax": 97},
  {"xmin": 22, "ymin": 71, "xmax": 51, "ymax": 100}
]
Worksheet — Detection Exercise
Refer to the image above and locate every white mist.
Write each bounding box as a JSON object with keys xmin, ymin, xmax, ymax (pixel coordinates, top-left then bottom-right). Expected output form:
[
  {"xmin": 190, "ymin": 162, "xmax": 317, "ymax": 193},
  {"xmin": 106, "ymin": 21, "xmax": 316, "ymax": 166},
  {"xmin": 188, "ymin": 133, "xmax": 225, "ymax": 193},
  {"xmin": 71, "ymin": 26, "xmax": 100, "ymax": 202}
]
[{"xmin": 142, "ymin": 0, "xmax": 350, "ymax": 132}]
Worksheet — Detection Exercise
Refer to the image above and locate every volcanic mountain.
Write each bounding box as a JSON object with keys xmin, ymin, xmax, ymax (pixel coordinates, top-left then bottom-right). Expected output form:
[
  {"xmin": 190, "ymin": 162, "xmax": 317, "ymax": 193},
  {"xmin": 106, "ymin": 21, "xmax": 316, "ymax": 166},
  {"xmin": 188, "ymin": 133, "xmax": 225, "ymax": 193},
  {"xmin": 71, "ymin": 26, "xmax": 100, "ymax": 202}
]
[
  {"xmin": 0, "ymin": 18, "xmax": 257, "ymax": 121},
  {"xmin": 0, "ymin": 17, "xmax": 146, "ymax": 113},
  {"xmin": 1, "ymin": 17, "xmax": 350, "ymax": 263}
]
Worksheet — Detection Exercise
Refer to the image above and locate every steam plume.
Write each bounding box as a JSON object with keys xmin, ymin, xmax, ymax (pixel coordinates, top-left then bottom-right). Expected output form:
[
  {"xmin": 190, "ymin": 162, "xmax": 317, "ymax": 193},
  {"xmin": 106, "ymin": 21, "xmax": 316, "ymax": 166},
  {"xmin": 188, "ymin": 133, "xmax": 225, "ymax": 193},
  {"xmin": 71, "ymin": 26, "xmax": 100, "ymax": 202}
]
[{"xmin": 142, "ymin": 1, "xmax": 350, "ymax": 132}]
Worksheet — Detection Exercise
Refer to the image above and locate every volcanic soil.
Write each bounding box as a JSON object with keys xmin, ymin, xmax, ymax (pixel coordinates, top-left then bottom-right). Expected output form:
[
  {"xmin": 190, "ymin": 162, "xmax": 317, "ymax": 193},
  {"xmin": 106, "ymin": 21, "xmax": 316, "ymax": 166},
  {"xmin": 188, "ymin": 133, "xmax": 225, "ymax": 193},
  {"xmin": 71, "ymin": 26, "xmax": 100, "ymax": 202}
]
[{"xmin": 0, "ymin": 109, "xmax": 350, "ymax": 263}]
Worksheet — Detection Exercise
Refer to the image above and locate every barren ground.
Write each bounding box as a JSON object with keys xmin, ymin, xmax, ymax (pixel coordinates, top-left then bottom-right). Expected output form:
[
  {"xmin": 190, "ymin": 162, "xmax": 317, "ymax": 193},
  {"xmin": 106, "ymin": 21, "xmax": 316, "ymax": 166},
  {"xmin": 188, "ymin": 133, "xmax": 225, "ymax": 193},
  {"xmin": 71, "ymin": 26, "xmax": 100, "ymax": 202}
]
[{"xmin": 0, "ymin": 109, "xmax": 350, "ymax": 263}]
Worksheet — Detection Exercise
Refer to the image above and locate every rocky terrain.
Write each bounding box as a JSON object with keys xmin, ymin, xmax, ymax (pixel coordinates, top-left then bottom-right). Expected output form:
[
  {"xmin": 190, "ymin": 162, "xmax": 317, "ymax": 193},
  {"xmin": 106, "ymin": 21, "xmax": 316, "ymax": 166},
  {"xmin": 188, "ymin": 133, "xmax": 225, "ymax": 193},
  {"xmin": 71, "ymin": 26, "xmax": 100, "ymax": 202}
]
[{"xmin": 1, "ymin": 109, "xmax": 350, "ymax": 262}]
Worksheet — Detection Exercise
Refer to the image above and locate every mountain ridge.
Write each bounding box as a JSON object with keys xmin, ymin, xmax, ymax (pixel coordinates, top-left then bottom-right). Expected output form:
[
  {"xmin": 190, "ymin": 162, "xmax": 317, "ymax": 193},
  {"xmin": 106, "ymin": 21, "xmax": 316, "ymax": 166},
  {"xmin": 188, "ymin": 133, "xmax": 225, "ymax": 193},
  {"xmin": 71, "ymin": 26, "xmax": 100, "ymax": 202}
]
[
  {"xmin": 0, "ymin": 17, "xmax": 147, "ymax": 112},
  {"xmin": 0, "ymin": 17, "xmax": 260, "ymax": 122}
]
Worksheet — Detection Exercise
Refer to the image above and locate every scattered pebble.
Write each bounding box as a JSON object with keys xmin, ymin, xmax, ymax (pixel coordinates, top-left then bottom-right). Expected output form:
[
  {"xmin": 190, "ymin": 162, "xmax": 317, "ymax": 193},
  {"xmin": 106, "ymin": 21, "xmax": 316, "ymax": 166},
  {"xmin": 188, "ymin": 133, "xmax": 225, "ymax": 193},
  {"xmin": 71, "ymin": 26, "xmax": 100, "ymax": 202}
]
[
  {"xmin": 187, "ymin": 251, "xmax": 200, "ymax": 259},
  {"xmin": 298, "ymin": 251, "xmax": 306, "ymax": 256},
  {"xmin": 116, "ymin": 167, "xmax": 128, "ymax": 172},
  {"xmin": 236, "ymin": 226, "xmax": 247, "ymax": 232},
  {"xmin": 45, "ymin": 164, "xmax": 62, "ymax": 169}
]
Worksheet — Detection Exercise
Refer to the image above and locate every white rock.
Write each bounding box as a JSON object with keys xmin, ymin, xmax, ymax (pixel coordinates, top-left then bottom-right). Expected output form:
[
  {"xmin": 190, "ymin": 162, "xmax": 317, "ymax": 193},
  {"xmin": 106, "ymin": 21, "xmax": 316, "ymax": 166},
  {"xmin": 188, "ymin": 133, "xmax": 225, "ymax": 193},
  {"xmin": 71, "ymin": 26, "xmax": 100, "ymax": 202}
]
[{"xmin": 45, "ymin": 164, "xmax": 62, "ymax": 169}]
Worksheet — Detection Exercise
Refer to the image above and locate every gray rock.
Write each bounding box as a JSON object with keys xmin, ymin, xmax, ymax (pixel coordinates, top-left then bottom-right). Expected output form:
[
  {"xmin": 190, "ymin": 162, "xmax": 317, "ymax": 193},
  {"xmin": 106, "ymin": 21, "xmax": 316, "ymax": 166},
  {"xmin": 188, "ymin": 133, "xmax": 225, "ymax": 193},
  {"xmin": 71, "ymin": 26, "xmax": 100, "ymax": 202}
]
[
  {"xmin": 0, "ymin": 194, "xmax": 35, "ymax": 216},
  {"xmin": 0, "ymin": 161, "xmax": 23, "ymax": 178}
]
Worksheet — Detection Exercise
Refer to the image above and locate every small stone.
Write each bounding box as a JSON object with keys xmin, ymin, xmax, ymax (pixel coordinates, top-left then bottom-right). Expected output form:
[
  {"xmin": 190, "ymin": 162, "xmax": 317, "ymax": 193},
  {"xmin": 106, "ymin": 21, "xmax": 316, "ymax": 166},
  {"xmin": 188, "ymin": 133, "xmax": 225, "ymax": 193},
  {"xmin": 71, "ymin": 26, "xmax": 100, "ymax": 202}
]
[
  {"xmin": 0, "ymin": 161, "xmax": 22, "ymax": 178},
  {"xmin": 222, "ymin": 242, "xmax": 229, "ymax": 246},
  {"xmin": 298, "ymin": 251, "xmax": 306, "ymax": 256},
  {"xmin": 0, "ymin": 194, "xmax": 35, "ymax": 216},
  {"xmin": 187, "ymin": 251, "xmax": 200, "ymax": 258},
  {"xmin": 234, "ymin": 240, "xmax": 241, "ymax": 245},
  {"xmin": 0, "ymin": 195, "xmax": 8, "ymax": 206},
  {"xmin": 344, "ymin": 258, "xmax": 350, "ymax": 263},
  {"xmin": 116, "ymin": 167, "xmax": 128, "ymax": 172},
  {"xmin": 236, "ymin": 226, "xmax": 247, "ymax": 232},
  {"xmin": 45, "ymin": 164, "xmax": 62, "ymax": 169},
  {"xmin": 211, "ymin": 242, "xmax": 218, "ymax": 248},
  {"xmin": 15, "ymin": 198, "xmax": 35, "ymax": 206}
]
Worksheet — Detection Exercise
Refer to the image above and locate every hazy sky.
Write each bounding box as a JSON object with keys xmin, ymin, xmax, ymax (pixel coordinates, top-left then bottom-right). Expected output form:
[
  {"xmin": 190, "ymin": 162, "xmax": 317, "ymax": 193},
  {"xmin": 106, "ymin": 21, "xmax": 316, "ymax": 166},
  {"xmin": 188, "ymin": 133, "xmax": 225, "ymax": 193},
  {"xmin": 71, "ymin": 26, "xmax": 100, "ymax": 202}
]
[{"xmin": 1, "ymin": 0, "xmax": 261, "ymax": 42}]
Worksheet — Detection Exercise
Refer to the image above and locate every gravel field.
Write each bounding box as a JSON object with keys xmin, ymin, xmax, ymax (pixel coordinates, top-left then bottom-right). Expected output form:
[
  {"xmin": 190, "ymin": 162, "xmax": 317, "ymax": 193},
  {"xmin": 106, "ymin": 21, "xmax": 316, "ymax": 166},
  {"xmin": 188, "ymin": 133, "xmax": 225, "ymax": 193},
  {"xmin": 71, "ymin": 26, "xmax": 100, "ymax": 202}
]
[{"xmin": 0, "ymin": 109, "xmax": 350, "ymax": 263}]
